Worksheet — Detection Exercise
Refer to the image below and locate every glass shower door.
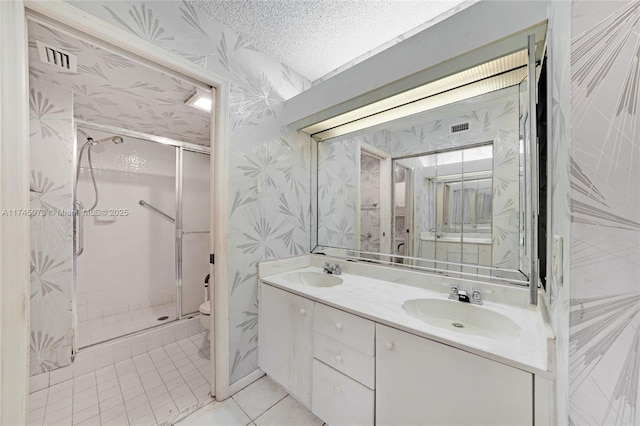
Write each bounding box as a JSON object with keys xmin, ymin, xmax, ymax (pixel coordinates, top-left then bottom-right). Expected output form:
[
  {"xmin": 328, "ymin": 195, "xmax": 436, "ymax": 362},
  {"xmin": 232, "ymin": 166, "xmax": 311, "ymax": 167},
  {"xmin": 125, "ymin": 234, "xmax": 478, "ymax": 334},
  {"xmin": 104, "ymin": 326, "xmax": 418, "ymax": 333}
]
[{"xmin": 179, "ymin": 149, "xmax": 211, "ymax": 316}]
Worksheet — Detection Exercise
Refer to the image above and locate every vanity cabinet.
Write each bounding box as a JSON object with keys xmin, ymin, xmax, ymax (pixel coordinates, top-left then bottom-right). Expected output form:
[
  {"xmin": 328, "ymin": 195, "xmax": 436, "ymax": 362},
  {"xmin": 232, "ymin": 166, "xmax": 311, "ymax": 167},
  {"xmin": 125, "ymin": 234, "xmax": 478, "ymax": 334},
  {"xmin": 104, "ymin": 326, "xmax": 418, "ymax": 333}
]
[
  {"xmin": 376, "ymin": 324, "xmax": 533, "ymax": 426},
  {"xmin": 258, "ymin": 284, "xmax": 315, "ymax": 408}
]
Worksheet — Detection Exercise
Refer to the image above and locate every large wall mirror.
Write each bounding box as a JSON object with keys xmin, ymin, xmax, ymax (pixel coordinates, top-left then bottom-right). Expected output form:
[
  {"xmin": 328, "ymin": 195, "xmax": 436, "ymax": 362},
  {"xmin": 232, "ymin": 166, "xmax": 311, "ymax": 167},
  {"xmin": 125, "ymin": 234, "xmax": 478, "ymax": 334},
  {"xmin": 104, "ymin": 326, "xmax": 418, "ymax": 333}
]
[{"xmin": 314, "ymin": 83, "xmax": 534, "ymax": 283}]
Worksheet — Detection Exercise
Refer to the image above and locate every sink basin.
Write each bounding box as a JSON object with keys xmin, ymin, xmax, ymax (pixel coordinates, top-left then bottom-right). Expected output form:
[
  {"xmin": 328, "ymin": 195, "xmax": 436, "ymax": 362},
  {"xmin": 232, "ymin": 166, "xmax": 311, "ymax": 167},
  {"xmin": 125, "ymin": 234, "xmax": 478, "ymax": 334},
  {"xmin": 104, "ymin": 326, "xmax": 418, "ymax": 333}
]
[
  {"xmin": 283, "ymin": 271, "xmax": 343, "ymax": 287},
  {"xmin": 402, "ymin": 298, "xmax": 520, "ymax": 339}
]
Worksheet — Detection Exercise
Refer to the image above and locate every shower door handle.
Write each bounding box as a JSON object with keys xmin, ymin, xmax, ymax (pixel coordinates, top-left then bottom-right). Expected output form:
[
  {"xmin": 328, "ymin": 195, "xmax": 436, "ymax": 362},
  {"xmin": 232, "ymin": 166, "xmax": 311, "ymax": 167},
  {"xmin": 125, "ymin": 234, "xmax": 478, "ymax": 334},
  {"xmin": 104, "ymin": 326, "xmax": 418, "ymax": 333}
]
[{"xmin": 75, "ymin": 200, "xmax": 84, "ymax": 257}]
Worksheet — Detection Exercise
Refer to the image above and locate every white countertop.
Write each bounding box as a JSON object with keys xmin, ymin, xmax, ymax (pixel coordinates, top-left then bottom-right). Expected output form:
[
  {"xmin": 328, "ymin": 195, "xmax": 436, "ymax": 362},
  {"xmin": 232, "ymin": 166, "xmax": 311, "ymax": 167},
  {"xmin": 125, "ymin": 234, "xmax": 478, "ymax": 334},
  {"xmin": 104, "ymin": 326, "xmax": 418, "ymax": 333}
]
[{"xmin": 260, "ymin": 262, "xmax": 552, "ymax": 378}]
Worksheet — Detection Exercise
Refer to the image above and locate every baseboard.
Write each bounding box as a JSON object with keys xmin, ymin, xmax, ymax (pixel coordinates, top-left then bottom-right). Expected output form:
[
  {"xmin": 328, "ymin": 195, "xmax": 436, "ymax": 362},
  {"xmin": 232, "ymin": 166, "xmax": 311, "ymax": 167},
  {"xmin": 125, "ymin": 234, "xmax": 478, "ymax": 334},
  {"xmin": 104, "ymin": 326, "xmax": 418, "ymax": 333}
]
[{"xmin": 228, "ymin": 368, "xmax": 265, "ymax": 396}]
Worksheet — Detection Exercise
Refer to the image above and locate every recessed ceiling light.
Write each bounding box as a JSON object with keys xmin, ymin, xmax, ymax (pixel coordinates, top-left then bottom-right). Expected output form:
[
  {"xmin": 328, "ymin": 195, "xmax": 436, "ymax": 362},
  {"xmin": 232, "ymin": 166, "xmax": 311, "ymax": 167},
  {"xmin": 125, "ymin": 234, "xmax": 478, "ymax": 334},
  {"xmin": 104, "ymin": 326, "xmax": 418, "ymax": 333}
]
[{"xmin": 185, "ymin": 88, "xmax": 212, "ymax": 112}]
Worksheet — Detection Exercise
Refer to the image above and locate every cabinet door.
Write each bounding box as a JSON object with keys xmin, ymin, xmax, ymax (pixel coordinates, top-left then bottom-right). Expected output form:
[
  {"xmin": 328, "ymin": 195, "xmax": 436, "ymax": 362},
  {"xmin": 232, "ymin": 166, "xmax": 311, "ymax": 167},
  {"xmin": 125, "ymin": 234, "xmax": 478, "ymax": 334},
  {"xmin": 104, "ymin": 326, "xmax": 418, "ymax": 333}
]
[
  {"xmin": 259, "ymin": 283, "xmax": 315, "ymax": 408},
  {"xmin": 376, "ymin": 324, "xmax": 532, "ymax": 426}
]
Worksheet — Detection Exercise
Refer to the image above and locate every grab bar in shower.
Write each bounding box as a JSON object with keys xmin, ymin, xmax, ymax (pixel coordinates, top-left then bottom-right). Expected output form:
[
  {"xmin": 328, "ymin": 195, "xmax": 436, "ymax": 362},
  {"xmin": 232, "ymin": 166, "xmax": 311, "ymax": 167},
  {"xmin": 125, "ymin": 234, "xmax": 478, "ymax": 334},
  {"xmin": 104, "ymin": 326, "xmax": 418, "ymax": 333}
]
[{"xmin": 139, "ymin": 200, "xmax": 175, "ymax": 223}]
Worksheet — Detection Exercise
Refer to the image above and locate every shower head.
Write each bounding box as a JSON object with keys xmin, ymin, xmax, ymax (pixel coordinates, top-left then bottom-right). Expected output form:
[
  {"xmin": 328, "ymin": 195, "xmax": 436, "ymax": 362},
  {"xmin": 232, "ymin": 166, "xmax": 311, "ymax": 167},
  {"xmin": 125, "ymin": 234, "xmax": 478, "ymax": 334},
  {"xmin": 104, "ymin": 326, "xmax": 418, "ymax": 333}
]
[{"xmin": 93, "ymin": 136, "xmax": 124, "ymax": 145}]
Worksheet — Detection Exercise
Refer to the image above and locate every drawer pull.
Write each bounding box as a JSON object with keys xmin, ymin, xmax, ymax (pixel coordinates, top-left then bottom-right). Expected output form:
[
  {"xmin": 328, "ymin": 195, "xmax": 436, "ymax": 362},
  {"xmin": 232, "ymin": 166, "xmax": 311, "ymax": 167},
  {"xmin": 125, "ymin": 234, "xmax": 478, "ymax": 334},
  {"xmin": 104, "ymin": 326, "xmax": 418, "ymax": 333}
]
[
  {"xmin": 335, "ymin": 354, "xmax": 343, "ymax": 363},
  {"xmin": 333, "ymin": 385, "xmax": 341, "ymax": 394},
  {"xmin": 335, "ymin": 322, "xmax": 343, "ymax": 330},
  {"xmin": 299, "ymin": 308, "xmax": 307, "ymax": 315},
  {"xmin": 385, "ymin": 341, "xmax": 394, "ymax": 350}
]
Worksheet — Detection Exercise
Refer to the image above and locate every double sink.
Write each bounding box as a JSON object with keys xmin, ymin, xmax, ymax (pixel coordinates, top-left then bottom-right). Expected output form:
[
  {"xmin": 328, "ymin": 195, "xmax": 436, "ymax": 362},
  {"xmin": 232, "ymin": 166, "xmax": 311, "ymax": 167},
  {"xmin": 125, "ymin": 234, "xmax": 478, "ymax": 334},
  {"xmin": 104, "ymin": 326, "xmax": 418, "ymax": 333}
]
[{"xmin": 281, "ymin": 270, "xmax": 520, "ymax": 340}]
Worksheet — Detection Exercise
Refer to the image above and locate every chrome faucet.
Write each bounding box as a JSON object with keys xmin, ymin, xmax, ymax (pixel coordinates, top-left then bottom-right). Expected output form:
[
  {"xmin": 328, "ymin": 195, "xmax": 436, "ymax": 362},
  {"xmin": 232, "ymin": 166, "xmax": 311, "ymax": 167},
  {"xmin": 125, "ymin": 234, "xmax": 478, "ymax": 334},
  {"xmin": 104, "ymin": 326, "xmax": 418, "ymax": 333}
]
[
  {"xmin": 448, "ymin": 284, "xmax": 484, "ymax": 305},
  {"xmin": 323, "ymin": 262, "xmax": 342, "ymax": 275}
]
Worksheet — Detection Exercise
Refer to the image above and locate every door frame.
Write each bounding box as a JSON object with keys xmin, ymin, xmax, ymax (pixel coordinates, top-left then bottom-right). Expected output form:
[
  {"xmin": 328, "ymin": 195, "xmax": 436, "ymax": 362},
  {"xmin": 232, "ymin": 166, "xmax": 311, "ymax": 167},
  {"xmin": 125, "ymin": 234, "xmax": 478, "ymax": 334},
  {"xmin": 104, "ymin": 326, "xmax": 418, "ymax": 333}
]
[
  {"xmin": 1, "ymin": 3, "xmax": 232, "ymax": 423},
  {"xmin": 359, "ymin": 142, "xmax": 392, "ymax": 255}
]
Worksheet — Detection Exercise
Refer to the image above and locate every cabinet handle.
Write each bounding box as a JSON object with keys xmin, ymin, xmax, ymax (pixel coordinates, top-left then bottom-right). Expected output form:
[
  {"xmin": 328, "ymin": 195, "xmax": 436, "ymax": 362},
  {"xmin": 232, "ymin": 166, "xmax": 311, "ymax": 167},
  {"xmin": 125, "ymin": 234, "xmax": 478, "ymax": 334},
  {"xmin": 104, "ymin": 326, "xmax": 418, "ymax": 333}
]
[
  {"xmin": 385, "ymin": 341, "xmax": 394, "ymax": 350},
  {"xmin": 333, "ymin": 385, "xmax": 341, "ymax": 394},
  {"xmin": 335, "ymin": 322, "xmax": 343, "ymax": 330},
  {"xmin": 299, "ymin": 308, "xmax": 307, "ymax": 315},
  {"xmin": 335, "ymin": 354, "xmax": 343, "ymax": 363}
]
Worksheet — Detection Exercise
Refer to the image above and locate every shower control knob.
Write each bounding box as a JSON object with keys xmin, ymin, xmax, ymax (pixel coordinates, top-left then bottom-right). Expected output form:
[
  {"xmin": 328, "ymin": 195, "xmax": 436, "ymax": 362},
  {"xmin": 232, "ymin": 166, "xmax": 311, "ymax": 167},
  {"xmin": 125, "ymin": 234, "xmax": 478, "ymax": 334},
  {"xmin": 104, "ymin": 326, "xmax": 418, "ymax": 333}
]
[
  {"xmin": 335, "ymin": 355, "xmax": 343, "ymax": 363},
  {"xmin": 385, "ymin": 342, "xmax": 394, "ymax": 350},
  {"xmin": 299, "ymin": 308, "xmax": 307, "ymax": 315},
  {"xmin": 335, "ymin": 322, "xmax": 343, "ymax": 330}
]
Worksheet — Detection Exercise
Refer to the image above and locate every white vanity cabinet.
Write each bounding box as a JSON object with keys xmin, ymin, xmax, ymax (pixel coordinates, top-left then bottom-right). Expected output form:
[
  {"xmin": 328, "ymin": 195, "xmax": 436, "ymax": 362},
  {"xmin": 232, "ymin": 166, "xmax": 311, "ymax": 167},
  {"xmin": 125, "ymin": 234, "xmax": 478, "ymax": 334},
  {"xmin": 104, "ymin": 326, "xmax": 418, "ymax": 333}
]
[
  {"xmin": 258, "ymin": 283, "xmax": 315, "ymax": 408},
  {"xmin": 376, "ymin": 324, "xmax": 533, "ymax": 426}
]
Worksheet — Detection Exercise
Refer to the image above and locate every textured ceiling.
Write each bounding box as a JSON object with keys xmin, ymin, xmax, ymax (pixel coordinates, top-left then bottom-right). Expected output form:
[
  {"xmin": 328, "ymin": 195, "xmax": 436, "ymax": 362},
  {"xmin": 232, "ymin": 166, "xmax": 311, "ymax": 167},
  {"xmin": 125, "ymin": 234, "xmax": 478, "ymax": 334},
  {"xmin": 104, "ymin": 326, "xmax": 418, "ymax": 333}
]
[
  {"xmin": 193, "ymin": 0, "xmax": 470, "ymax": 82},
  {"xmin": 28, "ymin": 21, "xmax": 211, "ymax": 145}
]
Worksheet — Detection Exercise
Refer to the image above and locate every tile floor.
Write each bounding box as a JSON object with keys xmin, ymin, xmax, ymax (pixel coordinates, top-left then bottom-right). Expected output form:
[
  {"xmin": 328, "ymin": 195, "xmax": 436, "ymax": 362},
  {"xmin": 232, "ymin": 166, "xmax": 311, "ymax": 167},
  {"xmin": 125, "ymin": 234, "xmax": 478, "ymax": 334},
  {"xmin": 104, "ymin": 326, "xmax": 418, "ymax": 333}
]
[
  {"xmin": 28, "ymin": 333, "xmax": 212, "ymax": 426},
  {"xmin": 176, "ymin": 376, "xmax": 325, "ymax": 426},
  {"xmin": 78, "ymin": 303, "xmax": 177, "ymax": 348}
]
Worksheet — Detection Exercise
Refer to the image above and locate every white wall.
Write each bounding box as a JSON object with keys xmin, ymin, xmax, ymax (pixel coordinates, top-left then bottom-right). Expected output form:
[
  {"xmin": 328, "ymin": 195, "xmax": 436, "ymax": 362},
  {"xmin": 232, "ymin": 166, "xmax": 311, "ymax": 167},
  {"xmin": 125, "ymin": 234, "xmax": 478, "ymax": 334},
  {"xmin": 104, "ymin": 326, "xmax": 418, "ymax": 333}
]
[{"xmin": 76, "ymin": 130, "xmax": 177, "ymax": 322}]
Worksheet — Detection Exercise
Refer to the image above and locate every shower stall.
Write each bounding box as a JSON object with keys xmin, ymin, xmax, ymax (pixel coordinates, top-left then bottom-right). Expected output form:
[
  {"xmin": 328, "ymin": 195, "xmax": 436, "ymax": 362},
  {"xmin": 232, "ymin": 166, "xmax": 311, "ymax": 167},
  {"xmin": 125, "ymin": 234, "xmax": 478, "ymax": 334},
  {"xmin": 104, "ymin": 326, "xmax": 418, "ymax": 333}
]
[{"xmin": 74, "ymin": 122, "xmax": 211, "ymax": 349}]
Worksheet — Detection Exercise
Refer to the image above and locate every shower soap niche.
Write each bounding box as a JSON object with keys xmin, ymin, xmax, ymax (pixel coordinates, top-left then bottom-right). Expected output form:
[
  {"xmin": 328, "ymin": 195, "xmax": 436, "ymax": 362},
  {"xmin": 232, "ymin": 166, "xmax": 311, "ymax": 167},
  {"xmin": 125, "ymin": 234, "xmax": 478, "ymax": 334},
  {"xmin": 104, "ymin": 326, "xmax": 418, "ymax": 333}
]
[{"xmin": 94, "ymin": 215, "xmax": 117, "ymax": 224}]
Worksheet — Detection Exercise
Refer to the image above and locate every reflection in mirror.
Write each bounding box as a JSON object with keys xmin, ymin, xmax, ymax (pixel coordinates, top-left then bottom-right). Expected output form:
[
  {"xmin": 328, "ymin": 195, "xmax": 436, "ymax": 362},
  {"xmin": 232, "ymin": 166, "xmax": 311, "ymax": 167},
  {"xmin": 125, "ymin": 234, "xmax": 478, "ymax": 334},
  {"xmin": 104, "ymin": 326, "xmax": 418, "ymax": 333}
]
[{"xmin": 315, "ymin": 87, "xmax": 529, "ymax": 282}]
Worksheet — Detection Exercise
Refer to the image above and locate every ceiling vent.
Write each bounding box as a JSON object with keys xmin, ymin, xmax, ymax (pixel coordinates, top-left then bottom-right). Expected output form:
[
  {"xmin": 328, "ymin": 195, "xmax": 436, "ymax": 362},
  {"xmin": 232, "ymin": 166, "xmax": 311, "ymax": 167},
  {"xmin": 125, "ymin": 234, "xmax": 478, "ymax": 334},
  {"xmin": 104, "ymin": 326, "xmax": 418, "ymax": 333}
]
[
  {"xmin": 36, "ymin": 40, "xmax": 77, "ymax": 73},
  {"xmin": 450, "ymin": 122, "xmax": 470, "ymax": 133}
]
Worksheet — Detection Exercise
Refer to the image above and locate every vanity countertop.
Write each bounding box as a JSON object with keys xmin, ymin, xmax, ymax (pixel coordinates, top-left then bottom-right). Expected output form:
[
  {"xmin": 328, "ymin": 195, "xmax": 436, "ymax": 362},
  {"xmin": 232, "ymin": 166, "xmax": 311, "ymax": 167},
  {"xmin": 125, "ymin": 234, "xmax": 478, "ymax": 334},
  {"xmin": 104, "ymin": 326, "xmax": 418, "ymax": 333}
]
[{"xmin": 260, "ymin": 263, "xmax": 553, "ymax": 378}]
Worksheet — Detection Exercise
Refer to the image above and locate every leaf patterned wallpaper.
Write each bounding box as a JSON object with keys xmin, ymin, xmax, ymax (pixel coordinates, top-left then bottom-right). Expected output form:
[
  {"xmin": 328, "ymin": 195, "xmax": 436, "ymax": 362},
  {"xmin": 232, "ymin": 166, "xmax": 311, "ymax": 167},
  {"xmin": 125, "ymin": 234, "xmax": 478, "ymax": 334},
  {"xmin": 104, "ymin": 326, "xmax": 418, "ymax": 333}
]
[
  {"xmin": 568, "ymin": 1, "xmax": 640, "ymax": 424},
  {"xmin": 66, "ymin": 0, "xmax": 312, "ymax": 383},
  {"xmin": 27, "ymin": 20, "xmax": 211, "ymax": 146},
  {"xmin": 317, "ymin": 88, "xmax": 522, "ymax": 272},
  {"xmin": 29, "ymin": 79, "xmax": 74, "ymax": 376}
]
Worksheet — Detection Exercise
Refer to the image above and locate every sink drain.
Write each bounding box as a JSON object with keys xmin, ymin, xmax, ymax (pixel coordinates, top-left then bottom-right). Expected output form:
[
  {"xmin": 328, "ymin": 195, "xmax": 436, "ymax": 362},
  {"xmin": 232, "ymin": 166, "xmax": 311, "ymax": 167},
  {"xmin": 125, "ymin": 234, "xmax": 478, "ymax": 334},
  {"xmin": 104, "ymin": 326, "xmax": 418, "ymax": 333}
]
[{"xmin": 451, "ymin": 322, "xmax": 464, "ymax": 328}]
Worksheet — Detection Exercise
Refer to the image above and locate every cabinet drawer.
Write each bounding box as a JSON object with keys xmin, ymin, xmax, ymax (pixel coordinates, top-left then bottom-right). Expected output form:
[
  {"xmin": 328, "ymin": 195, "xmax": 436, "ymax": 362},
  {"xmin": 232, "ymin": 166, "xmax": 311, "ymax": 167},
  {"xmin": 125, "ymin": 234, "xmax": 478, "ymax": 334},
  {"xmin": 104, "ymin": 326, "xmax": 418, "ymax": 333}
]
[
  {"xmin": 312, "ymin": 360, "xmax": 374, "ymax": 426},
  {"xmin": 313, "ymin": 303, "xmax": 374, "ymax": 356},
  {"xmin": 313, "ymin": 333, "xmax": 375, "ymax": 389}
]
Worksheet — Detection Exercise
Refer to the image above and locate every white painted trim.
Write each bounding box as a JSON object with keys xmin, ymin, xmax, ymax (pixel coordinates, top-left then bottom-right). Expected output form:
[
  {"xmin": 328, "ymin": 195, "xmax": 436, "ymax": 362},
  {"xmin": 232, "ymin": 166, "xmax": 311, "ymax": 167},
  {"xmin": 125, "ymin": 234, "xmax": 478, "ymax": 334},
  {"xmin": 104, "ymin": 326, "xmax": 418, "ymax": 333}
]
[
  {"xmin": 360, "ymin": 143, "xmax": 392, "ymax": 255},
  {"xmin": 229, "ymin": 368, "xmax": 265, "ymax": 396},
  {"xmin": 21, "ymin": 0, "xmax": 232, "ymax": 402},
  {"xmin": 213, "ymin": 82, "xmax": 231, "ymax": 400},
  {"xmin": 0, "ymin": 1, "xmax": 30, "ymax": 424}
]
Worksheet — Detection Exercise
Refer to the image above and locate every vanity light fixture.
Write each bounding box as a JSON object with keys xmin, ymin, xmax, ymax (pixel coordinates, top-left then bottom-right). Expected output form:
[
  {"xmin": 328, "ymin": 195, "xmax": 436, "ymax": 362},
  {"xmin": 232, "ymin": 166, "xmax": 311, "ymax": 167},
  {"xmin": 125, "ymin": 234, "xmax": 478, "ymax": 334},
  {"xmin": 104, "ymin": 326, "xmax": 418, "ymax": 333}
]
[
  {"xmin": 185, "ymin": 87, "xmax": 213, "ymax": 112},
  {"xmin": 302, "ymin": 49, "xmax": 529, "ymax": 141}
]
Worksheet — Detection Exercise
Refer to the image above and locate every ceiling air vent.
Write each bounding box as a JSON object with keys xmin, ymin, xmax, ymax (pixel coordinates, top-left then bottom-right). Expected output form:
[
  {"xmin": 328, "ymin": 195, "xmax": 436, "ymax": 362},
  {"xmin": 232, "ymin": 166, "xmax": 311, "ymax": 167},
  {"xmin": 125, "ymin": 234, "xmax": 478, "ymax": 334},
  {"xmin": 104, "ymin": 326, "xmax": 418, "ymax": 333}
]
[
  {"xmin": 36, "ymin": 40, "xmax": 77, "ymax": 73},
  {"xmin": 450, "ymin": 122, "xmax": 469, "ymax": 133}
]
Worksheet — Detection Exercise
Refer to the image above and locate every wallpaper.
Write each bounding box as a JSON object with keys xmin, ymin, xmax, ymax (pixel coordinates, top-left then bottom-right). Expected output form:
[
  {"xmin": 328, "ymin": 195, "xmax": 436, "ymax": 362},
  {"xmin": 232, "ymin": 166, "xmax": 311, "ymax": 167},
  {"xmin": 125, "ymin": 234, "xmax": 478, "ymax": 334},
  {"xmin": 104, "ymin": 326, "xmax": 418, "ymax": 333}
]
[
  {"xmin": 568, "ymin": 1, "xmax": 640, "ymax": 425},
  {"xmin": 67, "ymin": 0, "xmax": 311, "ymax": 383},
  {"xmin": 317, "ymin": 88, "xmax": 522, "ymax": 273},
  {"xmin": 27, "ymin": 20, "xmax": 210, "ymax": 145},
  {"xmin": 29, "ymin": 79, "xmax": 74, "ymax": 376}
]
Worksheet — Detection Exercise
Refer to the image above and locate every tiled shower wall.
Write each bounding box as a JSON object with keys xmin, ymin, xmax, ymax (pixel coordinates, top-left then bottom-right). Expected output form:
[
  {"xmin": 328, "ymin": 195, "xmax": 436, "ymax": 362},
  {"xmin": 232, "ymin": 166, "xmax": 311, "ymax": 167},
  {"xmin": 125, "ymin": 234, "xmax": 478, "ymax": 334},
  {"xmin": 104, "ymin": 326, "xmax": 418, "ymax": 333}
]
[
  {"xmin": 67, "ymin": 0, "xmax": 312, "ymax": 383},
  {"xmin": 568, "ymin": 1, "xmax": 640, "ymax": 425},
  {"xmin": 75, "ymin": 131, "xmax": 177, "ymax": 323},
  {"xmin": 29, "ymin": 79, "xmax": 74, "ymax": 375}
]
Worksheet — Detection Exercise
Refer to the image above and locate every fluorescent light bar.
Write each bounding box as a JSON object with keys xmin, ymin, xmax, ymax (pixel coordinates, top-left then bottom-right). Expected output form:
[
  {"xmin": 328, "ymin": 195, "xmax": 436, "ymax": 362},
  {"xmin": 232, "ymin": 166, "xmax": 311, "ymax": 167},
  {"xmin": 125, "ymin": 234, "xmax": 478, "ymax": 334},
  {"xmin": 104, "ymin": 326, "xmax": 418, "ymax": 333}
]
[
  {"xmin": 185, "ymin": 88, "xmax": 212, "ymax": 112},
  {"xmin": 303, "ymin": 50, "xmax": 528, "ymax": 141}
]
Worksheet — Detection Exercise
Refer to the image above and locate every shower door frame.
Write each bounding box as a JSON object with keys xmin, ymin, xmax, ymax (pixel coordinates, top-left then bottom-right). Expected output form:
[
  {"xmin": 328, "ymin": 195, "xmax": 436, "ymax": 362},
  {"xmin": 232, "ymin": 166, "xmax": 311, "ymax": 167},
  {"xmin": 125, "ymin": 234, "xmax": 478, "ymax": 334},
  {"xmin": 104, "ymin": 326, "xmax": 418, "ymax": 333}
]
[
  {"xmin": 20, "ymin": 0, "xmax": 233, "ymax": 404},
  {"xmin": 74, "ymin": 120, "xmax": 210, "ymax": 326}
]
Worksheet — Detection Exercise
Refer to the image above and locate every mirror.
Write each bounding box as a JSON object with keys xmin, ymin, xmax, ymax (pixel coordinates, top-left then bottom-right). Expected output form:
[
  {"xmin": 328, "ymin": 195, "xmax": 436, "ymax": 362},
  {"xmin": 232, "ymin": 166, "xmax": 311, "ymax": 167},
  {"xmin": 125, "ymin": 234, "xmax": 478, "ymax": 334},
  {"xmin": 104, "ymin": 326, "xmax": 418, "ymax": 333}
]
[{"xmin": 314, "ymin": 86, "xmax": 530, "ymax": 282}]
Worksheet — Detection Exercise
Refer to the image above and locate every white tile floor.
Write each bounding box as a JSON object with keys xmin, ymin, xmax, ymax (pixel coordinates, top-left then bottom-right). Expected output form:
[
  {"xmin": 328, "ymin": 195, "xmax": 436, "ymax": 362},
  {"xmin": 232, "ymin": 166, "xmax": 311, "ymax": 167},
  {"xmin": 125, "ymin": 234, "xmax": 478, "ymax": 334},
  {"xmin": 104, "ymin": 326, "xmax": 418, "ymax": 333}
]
[
  {"xmin": 78, "ymin": 303, "xmax": 177, "ymax": 348},
  {"xmin": 176, "ymin": 376, "xmax": 325, "ymax": 426},
  {"xmin": 29, "ymin": 333, "xmax": 212, "ymax": 426}
]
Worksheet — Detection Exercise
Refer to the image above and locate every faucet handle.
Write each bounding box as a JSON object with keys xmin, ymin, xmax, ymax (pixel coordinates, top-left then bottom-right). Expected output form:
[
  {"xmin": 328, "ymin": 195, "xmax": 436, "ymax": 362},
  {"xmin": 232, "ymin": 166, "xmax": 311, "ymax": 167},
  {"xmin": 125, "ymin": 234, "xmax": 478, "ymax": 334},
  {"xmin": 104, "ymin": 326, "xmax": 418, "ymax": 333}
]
[
  {"xmin": 333, "ymin": 265, "xmax": 342, "ymax": 275},
  {"xmin": 444, "ymin": 283, "xmax": 458, "ymax": 300},
  {"xmin": 471, "ymin": 288, "xmax": 490, "ymax": 305}
]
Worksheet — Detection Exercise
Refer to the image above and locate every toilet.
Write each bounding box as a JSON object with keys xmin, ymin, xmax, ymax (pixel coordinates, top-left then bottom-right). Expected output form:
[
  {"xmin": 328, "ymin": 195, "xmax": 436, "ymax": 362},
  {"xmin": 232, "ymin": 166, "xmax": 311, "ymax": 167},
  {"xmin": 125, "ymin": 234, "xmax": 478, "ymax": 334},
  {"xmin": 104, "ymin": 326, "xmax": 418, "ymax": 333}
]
[
  {"xmin": 199, "ymin": 273, "xmax": 211, "ymax": 339},
  {"xmin": 199, "ymin": 300, "xmax": 211, "ymax": 339}
]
